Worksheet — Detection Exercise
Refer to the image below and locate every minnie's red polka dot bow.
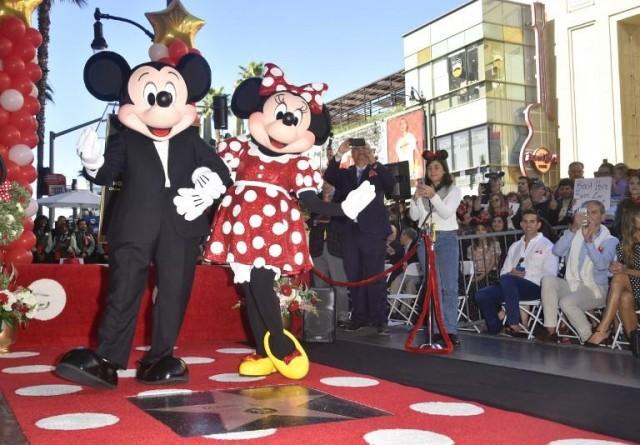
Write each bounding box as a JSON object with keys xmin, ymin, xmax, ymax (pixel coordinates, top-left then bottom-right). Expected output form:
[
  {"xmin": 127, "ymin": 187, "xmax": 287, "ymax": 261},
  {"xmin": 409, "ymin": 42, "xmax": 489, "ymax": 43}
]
[
  {"xmin": 258, "ymin": 63, "xmax": 328, "ymax": 114},
  {"xmin": 0, "ymin": 181, "xmax": 12, "ymax": 202}
]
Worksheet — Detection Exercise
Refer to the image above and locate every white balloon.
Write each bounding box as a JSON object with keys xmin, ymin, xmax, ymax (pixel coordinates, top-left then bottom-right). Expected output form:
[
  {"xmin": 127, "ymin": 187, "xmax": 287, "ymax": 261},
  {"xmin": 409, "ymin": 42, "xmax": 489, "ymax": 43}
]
[
  {"xmin": 8, "ymin": 144, "xmax": 33, "ymax": 166},
  {"xmin": 30, "ymin": 83, "xmax": 38, "ymax": 98},
  {"xmin": 148, "ymin": 43, "xmax": 169, "ymax": 61},
  {"xmin": 0, "ymin": 89, "xmax": 24, "ymax": 112},
  {"xmin": 25, "ymin": 199, "xmax": 38, "ymax": 217}
]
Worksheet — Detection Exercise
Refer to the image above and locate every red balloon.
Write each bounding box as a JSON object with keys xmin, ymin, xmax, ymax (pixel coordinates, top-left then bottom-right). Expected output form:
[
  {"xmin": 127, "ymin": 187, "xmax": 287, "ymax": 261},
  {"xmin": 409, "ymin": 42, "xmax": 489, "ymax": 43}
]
[
  {"xmin": 10, "ymin": 73, "xmax": 33, "ymax": 95},
  {"xmin": 9, "ymin": 109, "xmax": 34, "ymax": 132},
  {"xmin": 23, "ymin": 96, "xmax": 40, "ymax": 114},
  {"xmin": 26, "ymin": 63, "xmax": 42, "ymax": 82},
  {"xmin": 25, "ymin": 28, "xmax": 42, "ymax": 48},
  {"xmin": 168, "ymin": 40, "xmax": 189, "ymax": 63},
  {"xmin": 5, "ymin": 160, "xmax": 20, "ymax": 180},
  {"xmin": 6, "ymin": 230, "xmax": 35, "ymax": 251},
  {"xmin": 12, "ymin": 40, "xmax": 35, "ymax": 62},
  {"xmin": 18, "ymin": 165, "xmax": 37, "ymax": 184},
  {"xmin": 0, "ymin": 108, "xmax": 9, "ymax": 127},
  {"xmin": 22, "ymin": 217, "xmax": 34, "ymax": 232},
  {"xmin": 3, "ymin": 248, "xmax": 33, "ymax": 265},
  {"xmin": 3, "ymin": 55, "xmax": 25, "ymax": 77},
  {"xmin": 189, "ymin": 48, "xmax": 201, "ymax": 56},
  {"xmin": 0, "ymin": 70, "xmax": 10, "ymax": 90},
  {"xmin": 21, "ymin": 131, "xmax": 38, "ymax": 148},
  {"xmin": 0, "ymin": 36, "xmax": 12, "ymax": 58},
  {"xmin": 0, "ymin": 17, "xmax": 26, "ymax": 41},
  {"xmin": 0, "ymin": 125, "xmax": 21, "ymax": 147},
  {"xmin": 0, "ymin": 144, "xmax": 7, "ymax": 159}
]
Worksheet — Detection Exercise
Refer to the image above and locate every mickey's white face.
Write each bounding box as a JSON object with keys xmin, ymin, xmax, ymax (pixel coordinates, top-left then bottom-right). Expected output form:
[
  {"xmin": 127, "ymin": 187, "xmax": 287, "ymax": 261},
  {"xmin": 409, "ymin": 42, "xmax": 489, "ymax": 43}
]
[
  {"xmin": 117, "ymin": 64, "xmax": 196, "ymax": 141},
  {"xmin": 247, "ymin": 92, "xmax": 316, "ymax": 154}
]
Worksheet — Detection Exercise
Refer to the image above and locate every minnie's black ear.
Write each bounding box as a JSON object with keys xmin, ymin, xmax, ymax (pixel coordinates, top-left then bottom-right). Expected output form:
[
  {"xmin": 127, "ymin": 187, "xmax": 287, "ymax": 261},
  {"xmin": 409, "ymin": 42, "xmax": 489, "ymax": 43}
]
[
  {"xmin": 83, "ymin": 51, "xmax": 131, "ymax": 102},
  {"xmin": 231, "ymin": 78, "xmax": 263, "ymax": 119},
  {"xmin": 176, "ymin": 53, "xmax": 211, "ymax": 103},
  {"xmin": 309, "ymin": 106, "xmax": 332, "ymax": 145},
  {"xmin": 437, "ymin": 150, "xmax": 449, "ymax": 160}
]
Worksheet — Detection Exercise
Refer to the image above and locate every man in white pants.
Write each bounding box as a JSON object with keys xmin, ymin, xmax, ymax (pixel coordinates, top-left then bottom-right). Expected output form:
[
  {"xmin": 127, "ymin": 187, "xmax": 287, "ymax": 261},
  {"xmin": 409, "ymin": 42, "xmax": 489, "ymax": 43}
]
[{"xmin": 537, "ymin": 200, "xmax": 619, "ymax": 343}]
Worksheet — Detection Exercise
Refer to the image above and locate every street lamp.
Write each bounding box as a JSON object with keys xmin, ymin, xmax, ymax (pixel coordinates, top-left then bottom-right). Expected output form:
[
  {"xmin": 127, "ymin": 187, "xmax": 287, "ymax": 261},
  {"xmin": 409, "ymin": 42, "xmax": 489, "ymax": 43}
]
[
  {"xmin": 407, "ymin": 86, "xmax": 433, "ymax": 153},
  {"xmin": 91, "ymin": 7, "xmax": 155, "ymax": 50}
]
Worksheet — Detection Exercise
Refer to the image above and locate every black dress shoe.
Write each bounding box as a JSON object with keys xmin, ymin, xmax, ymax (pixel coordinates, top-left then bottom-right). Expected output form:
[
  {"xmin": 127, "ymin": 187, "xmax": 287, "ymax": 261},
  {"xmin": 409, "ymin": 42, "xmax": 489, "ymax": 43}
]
[
  {"xmin": 136, "ymin": 356, "xmax": 189, "ymax": 385},
  {"xmin": 377, "ymin": 324, "xmax": 391, "ymax": 336},
  {"xmin": 54, "ymin": 348, "xmax": 119, "ymax": 389},
  {"xmin": 629, "ymin": 330, "xmax": 640, "ymax": 359},
  {"xmin": 344, "ymin": 321, "xmax": 363, "ymax": 332}
]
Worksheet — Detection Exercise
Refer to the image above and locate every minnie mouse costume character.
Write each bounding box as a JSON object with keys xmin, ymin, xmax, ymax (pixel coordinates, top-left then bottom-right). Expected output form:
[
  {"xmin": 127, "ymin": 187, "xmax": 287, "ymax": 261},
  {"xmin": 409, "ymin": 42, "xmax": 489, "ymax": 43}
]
[
  {"xmin": 204, "ymin": 63, "xmax": 375, "ymax": 379},
  {"xmin": 54, "ymin": 51, "xmax": 231, "ymax": 388}
]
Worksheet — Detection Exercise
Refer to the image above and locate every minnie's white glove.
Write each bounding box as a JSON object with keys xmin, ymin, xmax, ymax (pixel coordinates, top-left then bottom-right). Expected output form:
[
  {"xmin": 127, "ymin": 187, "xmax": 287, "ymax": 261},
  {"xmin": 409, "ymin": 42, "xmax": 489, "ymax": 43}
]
[
  {"xmin": 192, "ymin": 167, "xmax": 226, "ymax": 200},
  {"xmin": 173, "ymin": 188, "xmax": 214, "ymax": 221},
  {"xmin": 341, "ymin": 180, "xmax": 376, "ymax": 220},
  {"xmin": 76, "ymin": 128, "xmax": 104, "ymax": 170}
]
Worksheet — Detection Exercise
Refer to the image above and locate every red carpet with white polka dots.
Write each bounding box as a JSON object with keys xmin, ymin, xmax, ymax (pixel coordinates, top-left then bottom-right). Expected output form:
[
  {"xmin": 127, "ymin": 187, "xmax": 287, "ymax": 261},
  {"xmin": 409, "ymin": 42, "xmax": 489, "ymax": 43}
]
[{"xmin": 0, "ymin": 342, "xmax": 631, "ymax": 445}]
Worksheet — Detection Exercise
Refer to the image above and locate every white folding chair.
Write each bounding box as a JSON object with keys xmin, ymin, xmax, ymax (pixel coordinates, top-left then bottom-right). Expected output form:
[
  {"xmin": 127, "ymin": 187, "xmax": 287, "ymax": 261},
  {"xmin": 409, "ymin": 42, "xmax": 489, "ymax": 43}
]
[
  {"xmin": 457, "ymin": 260, "xmax": 481, "ymax": 333},
  {"xmin": 555, "ymin": 308, "xmax": 603, "ymax": 344},
  {"xmin": 610, "ymin": 309, "xmax": 640, "ymax": 350},
  {"xmin": 387, "ymin": 262, "xmax": 421, "ymax": 326},
  {"xmin": 517, "ymin": 300, "xmax": 544, "ymax": 339}
]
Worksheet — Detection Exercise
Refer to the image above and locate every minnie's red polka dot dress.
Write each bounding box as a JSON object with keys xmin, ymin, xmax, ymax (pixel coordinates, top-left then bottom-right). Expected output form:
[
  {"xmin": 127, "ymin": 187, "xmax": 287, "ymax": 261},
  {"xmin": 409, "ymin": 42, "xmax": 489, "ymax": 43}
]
[{"xmin": 204, "ymin": 136, "xmax": 322, "ymax": 279}]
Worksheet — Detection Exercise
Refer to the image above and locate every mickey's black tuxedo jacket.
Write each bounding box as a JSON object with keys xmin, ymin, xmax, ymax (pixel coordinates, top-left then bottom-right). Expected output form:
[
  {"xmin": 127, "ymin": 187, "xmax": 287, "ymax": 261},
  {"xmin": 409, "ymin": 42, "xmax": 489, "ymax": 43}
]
[{"xmin": 88, "ymin": 125, "xmax": 231, "ymax": 243}]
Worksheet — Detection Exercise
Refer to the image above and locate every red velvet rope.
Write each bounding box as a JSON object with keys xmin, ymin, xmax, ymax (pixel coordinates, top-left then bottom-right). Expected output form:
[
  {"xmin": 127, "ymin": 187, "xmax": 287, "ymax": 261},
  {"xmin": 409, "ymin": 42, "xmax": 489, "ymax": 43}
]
[
  {"xmin": 310, "ymin": 243, "xmax": 419, "ymax": 288},
  {"xmin": 404, "ymin": 233, "xmax": 453, "ymax": 354}
]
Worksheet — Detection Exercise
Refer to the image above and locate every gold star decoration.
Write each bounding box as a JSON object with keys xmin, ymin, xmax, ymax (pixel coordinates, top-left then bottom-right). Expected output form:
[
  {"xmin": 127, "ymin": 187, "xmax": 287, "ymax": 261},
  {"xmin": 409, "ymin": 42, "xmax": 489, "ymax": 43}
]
[
  {"xmin": 145, "ymin": 0, "xmax": 205, "ymax": 48},
  {"xmin": 0, "ymin": 0, "xmax": 43, "ymax": 27}
]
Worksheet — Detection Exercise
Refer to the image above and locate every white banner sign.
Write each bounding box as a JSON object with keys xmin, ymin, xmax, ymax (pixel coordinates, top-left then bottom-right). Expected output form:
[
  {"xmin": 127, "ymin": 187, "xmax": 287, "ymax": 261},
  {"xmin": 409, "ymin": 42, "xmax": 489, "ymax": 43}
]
[{"xmin": 572, "ymin": 177, "xmax": 611, "ymax": 212}]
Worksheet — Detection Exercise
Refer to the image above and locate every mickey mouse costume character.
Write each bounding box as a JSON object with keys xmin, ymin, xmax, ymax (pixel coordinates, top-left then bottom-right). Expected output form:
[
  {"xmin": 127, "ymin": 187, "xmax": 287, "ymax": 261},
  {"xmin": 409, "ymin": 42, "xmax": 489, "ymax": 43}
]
[
  {"xmin": 54, "ymin": 51, "xmax": 231, "ymax": 388},
  {"xmin": 204, "ymin": 63, "xmax": 375, "ymax": 379}
]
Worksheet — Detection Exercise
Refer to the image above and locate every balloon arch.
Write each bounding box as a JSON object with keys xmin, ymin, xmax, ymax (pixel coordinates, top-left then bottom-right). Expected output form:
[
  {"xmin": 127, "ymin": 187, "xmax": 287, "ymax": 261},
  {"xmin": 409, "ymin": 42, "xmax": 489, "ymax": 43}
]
[{"xmin": 0, "ymin": 14, "xmax": 43, "ymax": 265}]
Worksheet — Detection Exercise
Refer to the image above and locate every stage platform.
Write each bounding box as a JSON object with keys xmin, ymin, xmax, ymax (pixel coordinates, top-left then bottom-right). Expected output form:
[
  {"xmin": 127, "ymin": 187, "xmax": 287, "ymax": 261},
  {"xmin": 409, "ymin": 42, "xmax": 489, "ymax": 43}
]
[
  {"xmin": 13, "ymin": 264, "xmax": 248, "ymax": 348},
  {"xmin": 306, "ymin": 327, "xmax": 640, "ymax": 442}
]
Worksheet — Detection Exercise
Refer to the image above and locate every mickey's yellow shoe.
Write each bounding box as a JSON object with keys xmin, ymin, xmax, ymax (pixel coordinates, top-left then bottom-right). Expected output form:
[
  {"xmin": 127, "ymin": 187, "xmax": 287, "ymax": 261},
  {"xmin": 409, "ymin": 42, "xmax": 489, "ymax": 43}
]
[
  {"xmin": 263, "ymin": 329, "xmax": 309, "ymax": 380},
  {"xmin": 238, "ymin": 354, "xmax": 276, "ymax": 376}
]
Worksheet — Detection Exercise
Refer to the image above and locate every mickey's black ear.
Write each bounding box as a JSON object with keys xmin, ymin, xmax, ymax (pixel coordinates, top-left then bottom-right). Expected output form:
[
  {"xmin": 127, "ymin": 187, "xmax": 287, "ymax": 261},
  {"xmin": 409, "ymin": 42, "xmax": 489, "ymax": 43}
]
[
  {"xmin": 309, "ymin": 106, "xmax": 332, "ymax": 145},
  {"xmin": 176, "ymin": 53, "xmax": 211, "ymax": 103},
  {"xmin": 83, "ymin": 51, "xmax": 131, "ymax": 102},
  {"xmin": 231, "ymin": 77, "xmax": 263, "ymax": 119}
]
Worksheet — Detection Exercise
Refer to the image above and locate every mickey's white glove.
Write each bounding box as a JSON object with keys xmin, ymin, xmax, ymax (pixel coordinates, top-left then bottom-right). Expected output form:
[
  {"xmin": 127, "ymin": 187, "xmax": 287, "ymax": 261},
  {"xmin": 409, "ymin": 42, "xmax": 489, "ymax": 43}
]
[
  {"xmin": 341, "ymin": 180, "xmax": 376, "ymax": 220},
  {"xmin": 76, "ymin": 127, "xmax": 104, "ymax": 170},
  {"xmin": 192, "ymin": 167, "xmax": 227, "ymax": 200},
  {"xmin": 173, "ymin": 188, "xmax": 214, "ymax": 221}
]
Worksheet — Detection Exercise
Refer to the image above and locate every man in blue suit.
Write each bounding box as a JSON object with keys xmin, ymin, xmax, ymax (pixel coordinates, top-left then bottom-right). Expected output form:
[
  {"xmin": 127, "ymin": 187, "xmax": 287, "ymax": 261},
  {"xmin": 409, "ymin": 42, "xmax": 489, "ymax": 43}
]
[{"xmin": 324, "ymin": 139, "xmax": 396, "ymax": 334}]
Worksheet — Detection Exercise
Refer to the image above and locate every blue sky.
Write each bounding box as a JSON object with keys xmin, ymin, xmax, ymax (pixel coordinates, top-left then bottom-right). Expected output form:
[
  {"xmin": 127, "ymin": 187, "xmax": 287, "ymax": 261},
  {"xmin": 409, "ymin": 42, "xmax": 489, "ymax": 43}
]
[{"xmin": 44, "ymin": 0, "xmax": 463, "ymax": 184}]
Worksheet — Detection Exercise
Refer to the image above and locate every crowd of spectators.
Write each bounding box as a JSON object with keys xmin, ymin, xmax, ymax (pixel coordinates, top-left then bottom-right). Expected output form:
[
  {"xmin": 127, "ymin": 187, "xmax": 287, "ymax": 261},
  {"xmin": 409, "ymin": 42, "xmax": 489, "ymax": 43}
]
[{"xmin": 31, "ymin": 212, "xmax": 105, "ymax": 264}]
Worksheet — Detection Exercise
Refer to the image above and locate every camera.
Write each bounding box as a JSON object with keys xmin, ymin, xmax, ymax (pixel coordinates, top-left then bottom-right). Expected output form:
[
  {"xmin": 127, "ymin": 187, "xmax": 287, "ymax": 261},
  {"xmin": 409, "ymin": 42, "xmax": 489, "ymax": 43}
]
[{"xmin": 350, "ymin": 138, "xmax": 365, "ymax": 147}]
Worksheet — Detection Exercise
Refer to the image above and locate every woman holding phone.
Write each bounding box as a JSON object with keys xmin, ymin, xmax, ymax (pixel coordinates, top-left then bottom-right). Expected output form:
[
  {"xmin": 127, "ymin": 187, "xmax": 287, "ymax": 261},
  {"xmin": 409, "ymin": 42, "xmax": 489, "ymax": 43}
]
[{"xmin": 409, "ymin": 150, "xmax": 462, "ymax": 346}]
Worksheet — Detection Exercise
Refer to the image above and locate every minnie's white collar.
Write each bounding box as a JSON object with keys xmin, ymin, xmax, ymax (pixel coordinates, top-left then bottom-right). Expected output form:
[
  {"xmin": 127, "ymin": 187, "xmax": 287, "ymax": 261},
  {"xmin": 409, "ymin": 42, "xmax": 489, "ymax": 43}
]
[{"xmin": 246, "ymin": 138, "xmax": 298, "ymax": 164}]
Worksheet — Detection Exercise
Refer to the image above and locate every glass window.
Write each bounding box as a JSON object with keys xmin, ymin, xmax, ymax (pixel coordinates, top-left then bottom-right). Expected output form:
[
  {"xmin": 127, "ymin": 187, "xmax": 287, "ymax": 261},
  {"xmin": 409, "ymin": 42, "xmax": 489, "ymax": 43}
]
[
  {"xmin": 453, "ymin": 131, "xmax": 471, "ymax": 171},
  {"xmin": 524, "ymin": 45, "xmax": 537, "ymax": 85},
  {"xmin": 433, "ymin": 58, "xmax": 449, "ymax": 97},
  {"xmin": 436, "ymin": 135, "xmax": 453, "ymax": 167},
  {"xmin": 484, "ymin": 41, "xmax": 505, "ymax": 82},
  {"xmin": 471, "ymin": 126, "xmax": 489, "ymax": 167},
  {"xmin": 506, "ymin": 84, "xmax": 525, "ymax": 101},
  {"xmin": 448, "ymin": 49, "xmax": 466, "ymax": 90},
  {"xmin": 418, "ymin": 64, "xmax": 433, "ymax": 100},
  {"xmin": 502, "ymin": 2, "xmax": 524, "ymax": 27},
  {"xmin": 504, "ymin": 44, "xmax": 525, "ymax": 84}
]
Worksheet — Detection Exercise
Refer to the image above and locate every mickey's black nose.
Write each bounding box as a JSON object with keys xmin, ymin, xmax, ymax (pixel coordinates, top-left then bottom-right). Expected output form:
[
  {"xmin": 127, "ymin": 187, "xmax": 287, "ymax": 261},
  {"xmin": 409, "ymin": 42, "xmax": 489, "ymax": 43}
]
[
  {"xmin": 282, "ymin": 111, "xmax": 297, "ymax": 126},
  {"xmin": 156, "ymin": 91, "xmax": 173, "ymax": 108}
]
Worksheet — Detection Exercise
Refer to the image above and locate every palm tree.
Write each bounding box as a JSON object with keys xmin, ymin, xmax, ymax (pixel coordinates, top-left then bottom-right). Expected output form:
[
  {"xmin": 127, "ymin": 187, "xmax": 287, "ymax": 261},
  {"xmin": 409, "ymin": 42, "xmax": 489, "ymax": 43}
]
[
  {"xmin": 200, "ymin": 86, "xmax": 225, "ymax": 143},
  {"xmin": 235, "ymin": 62, "xmax": 263, "ymax": 136},
  {"xmin": 35, "ymin": 0, "xmax": 87, "ymax": 195}
]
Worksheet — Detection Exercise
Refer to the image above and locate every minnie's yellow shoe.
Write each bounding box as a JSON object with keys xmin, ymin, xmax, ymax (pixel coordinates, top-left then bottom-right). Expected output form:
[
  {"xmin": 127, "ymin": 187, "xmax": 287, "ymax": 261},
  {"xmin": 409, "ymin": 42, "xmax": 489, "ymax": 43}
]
[
  {"xmin": 238, "ymin": 354, "xmax": 276, "ymax": 376},
  {"xmin": 263, "ymin": 330, "xmax": 309, "ymax": 380}
]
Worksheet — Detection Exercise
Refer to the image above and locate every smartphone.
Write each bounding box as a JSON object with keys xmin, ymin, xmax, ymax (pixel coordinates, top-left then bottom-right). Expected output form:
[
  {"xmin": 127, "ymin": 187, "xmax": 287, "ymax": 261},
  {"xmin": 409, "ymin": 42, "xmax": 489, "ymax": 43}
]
[
  {"xmin": 578, "ymin": 208, "xmax": 589, "ymax": 226},
  {"xmin": 350, "ymin": 138, "xmax": 365, "ymax": 147}
]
